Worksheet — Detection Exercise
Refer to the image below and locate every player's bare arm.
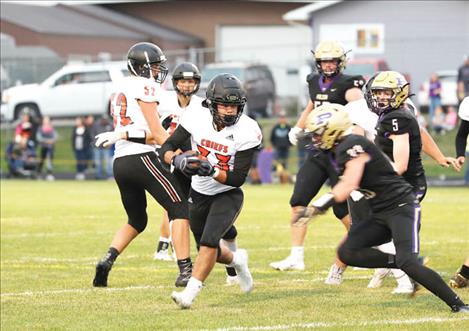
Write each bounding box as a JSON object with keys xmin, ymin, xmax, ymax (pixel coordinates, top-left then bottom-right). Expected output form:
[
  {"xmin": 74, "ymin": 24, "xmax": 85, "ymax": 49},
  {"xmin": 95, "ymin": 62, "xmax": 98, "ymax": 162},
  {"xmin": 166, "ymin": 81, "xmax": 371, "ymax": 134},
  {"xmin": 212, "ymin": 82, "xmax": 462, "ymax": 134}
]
[
  {"xmin": 420, "ymin": 126, "xmax": 461, "ymax": 171},
  {"xmin": 345, "ymin": 87, "xmax": 364, "ymax": 103},
  {"xmin": 138, "ymin": 99, "xmax": 169, "ymax": 145},
  {"xmin": 332, "ymin": 152, "xmax": 369, "ymax": 202},
  {"xmin": 389, "ymin": 133, "xmax": 410, "ymax": 175}
]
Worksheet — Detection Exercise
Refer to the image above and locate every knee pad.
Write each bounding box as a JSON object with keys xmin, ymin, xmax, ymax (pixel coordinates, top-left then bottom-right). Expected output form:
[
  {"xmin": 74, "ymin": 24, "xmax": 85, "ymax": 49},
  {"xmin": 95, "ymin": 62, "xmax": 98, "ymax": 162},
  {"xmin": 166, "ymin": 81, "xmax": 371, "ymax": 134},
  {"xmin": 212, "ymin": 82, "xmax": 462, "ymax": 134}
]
[
  {"xmin": 332, "ymin": 202, "xmax": 348, "ymax": 220},
  {"xmin": 222, "ymin": 226, "xmax": 237, "ymax": 240},
  {"xmin": 128, "ymin": 216, "xmax": 148, "ymax": 233},
  {"xmin": 337, "ymin": 244, "xmax": 353, "ymax": 265}
]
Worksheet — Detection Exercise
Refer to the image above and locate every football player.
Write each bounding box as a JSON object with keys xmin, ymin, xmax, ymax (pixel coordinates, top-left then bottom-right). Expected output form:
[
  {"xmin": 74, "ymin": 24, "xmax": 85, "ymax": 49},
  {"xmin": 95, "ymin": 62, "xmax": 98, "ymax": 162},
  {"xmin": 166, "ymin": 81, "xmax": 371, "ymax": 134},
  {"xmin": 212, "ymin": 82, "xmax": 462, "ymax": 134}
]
[
  {"xmin": 92, "ymin": 42, "xmax": 193, "ymax": 288},
  {"xmin": 153, "ymin": 63, "xmax": 240, "ymax": 285},
  {"xmin": 161, "ymin": 73, "xmax": 262, "ymax": 308},
  {"xmin": 364, "ymin": 72, "xmax": 460, "ymax": 293},
  {"xmin": 294, "ymin": 103, "xmax": 469, "ymax": 313},
  {"xmin": 270, "ymin": 40, "xmax": 366, "ymax": 284}
]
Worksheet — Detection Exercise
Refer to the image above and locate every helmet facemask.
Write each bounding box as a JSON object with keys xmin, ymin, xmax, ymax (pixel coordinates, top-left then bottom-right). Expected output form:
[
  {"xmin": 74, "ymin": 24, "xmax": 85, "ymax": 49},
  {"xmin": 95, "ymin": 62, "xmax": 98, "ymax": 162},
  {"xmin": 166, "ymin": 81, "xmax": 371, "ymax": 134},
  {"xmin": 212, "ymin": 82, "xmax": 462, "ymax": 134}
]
[
  {"xmin": 206, "ymin": 99, "xmax": 245, "ymax": 129},
  {"xmin": 312, "ymin": 41, "xmax": 348, "ymax": 78},
  {"xmin": 367, "ymin": 71, "xmax": 410, "ymax": 115},
  {"xmin": 174, "ymin": 77, "xmax": 200, "ymax": 97}
]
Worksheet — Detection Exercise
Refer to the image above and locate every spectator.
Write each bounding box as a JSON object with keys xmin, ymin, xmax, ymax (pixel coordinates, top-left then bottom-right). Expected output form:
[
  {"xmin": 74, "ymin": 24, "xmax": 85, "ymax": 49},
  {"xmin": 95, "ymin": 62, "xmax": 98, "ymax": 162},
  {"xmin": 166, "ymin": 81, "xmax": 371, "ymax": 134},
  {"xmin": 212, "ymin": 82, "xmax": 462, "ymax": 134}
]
[
  {"xmin": 457, "ymin": 55, "xmax": 469, "ymax": 102},
  {"xmin": 84, "ymin": 115, "xmax": 95, "ymax": 171},
  {"xmin": 36, "ymin": 116, "xmax": 57, "ymax": 180},
  {"xmin": 444, "ymin": 106, "xmax": 458, "ymax": 131},
  {"xmin": 90, "ymin": 115, "xmax": 114, "ymax": 179},
  {"xmin": 15, "ymin": 113, "xmax": 33, "ymax": 145},
  {"xmin": 270, "ymin": 112, "xmax": 291, "ymax": 170},
  {"xmin": 432, "ymin": 107, "xmax": 447, "ymax": 135},
  {"xmin": 5, "ymin": 136, "xmax": 37, "ymax": 179},
  {"xmin": 428, "ymin": 73, "xmax": 442, "ymax": 129},
  {"xmin": 72, "ymin": 117, "xmax": 91, "ymax": 180}
]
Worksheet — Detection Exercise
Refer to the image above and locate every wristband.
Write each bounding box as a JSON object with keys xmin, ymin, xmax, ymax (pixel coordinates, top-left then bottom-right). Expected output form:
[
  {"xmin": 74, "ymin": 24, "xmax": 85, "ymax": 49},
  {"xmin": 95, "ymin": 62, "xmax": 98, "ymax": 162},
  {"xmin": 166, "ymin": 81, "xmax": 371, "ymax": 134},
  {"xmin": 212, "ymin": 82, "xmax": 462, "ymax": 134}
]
[
  {"xmin": 311, "ymin": 192, "xmax": 336, "ymax": 211},
  {"xmin": 127, "ymin": 130, "xmax": 146, "ymax": 144}
]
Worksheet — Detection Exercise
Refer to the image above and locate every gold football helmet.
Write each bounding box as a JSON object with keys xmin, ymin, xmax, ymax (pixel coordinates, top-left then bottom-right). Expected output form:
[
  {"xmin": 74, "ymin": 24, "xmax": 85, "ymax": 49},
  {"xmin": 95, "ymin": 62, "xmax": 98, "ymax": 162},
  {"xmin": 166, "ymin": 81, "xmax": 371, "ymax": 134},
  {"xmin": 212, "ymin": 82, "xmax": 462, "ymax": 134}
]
[
  {"xmin": 368, "ymin": 71, "xmax": 409, "ymax": 114},
  {"xmin": 312, "ymin": 41, "xmax": 347, "ymax": 77},
  {"xmin": 305, "ymin": 103, "xmax": 352, "ymax": 150}
]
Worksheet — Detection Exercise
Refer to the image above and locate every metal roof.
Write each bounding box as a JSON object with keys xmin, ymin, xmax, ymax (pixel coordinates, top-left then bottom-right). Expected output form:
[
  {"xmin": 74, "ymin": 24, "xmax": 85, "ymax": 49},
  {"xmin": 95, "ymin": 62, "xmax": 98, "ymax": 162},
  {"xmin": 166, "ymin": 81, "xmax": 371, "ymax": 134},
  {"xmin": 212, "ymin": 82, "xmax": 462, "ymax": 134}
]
[
  {"xmin": 69, "ymin": 5, "xmax": 203, "ymax": 44},
  {"xmin": 0, "ymin": 2, "xmax": 145, "ymax": 38}
]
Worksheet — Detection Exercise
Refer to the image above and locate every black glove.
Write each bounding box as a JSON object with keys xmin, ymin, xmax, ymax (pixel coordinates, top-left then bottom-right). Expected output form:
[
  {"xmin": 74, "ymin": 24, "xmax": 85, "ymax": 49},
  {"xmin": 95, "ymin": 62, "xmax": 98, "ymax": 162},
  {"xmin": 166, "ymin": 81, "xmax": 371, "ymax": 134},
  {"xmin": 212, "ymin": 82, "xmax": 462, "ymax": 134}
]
[
  {"xmin": 172, "ymin": 152, "xmax": 201, "ymax": 177},
  {"xmin": 161, "ymin": 116, "xmax": 173, "ymax": 130},
  {"xmin": 197, "ymin": 159, "xmax": 215, "ymax": 176}
]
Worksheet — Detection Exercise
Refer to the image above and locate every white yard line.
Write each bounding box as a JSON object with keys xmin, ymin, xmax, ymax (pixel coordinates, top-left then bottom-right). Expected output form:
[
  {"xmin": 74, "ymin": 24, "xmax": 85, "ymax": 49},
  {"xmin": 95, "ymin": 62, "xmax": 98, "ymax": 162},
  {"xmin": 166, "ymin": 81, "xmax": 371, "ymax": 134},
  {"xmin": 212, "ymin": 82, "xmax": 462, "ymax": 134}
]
[
  {"xmin": 206, "ymin": 316, "xmax": 469, "ymax": 331},
  {"xmin": 1, "ymin": 285, "xmax": 167, "ymax": 297}
]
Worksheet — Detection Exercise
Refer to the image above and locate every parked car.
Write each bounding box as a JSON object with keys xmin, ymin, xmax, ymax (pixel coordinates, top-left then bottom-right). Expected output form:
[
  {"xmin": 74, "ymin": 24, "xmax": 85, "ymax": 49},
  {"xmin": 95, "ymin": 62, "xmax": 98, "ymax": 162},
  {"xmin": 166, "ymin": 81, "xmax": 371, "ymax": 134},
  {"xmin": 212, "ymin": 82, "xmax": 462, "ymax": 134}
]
[
  {"xmin": 417, "ymin": 70, "xmax": 458, "ymax": 113},
  {"xmin": 199, "ymin": 62, "xmax": 276, "ymax": 118},
  {"xmin": 1, "ymin": 61, "xmax": 129, "ymax": 122}
]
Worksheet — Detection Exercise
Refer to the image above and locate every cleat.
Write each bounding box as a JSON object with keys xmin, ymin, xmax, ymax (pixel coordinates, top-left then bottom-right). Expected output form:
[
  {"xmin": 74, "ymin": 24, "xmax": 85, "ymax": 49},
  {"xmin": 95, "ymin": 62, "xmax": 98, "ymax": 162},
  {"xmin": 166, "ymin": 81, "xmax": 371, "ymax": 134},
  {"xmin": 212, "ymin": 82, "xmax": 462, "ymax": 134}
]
[
  {"xmin": 153, "ymin": 249, "xmax": 175, "ymax": 261},
  {"xmin": 270, "ymin": 257, "xmax": 305, "ymax": 271},
  {"xmin": 391, "ymin": 284, "xmax": 414, "ymax": 294},
  {"xmin": 449, "ymin": 271, "xmax": 468, "ymax": 289},
  {"xmin": 93, "ymin": 260, "xmax": 113, "ymax": 287},
  {"xmin": 367, "ymin": 268, "xmax": 391, "ymax": 288},
  {"xmin": 233, "ymin": 249, "xmax": 253, "ymax": 293},
  {"xmin": 171, "ymin": 291, "xmax": 193, "ymax": 309},
  {"xmin": 451, "ymin": 304, "xmax": 469, "ymax": 313},
  {"xmin": 226, "ymin": 275, "xmax": 239, "ymax": 286},
  {"xmin": 324, "ymin": 264, "xmax": 345, "ymax": 285}
]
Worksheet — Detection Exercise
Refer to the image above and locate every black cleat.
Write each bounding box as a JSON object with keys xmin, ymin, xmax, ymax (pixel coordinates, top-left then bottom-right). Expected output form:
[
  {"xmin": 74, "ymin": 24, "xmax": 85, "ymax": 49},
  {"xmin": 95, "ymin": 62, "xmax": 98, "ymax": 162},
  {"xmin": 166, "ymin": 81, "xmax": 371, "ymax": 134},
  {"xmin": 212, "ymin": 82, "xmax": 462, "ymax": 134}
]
[
  {"xmin": 451, "ymin": 304, "xmax": 469, "ymax": 313},
  {"xmin": 175, "ymin": 264, "xmax": 192, "ymax": 287},
  {"xmin": 93, "ymin": 260, "xmax": 113, "ymax": 287}
]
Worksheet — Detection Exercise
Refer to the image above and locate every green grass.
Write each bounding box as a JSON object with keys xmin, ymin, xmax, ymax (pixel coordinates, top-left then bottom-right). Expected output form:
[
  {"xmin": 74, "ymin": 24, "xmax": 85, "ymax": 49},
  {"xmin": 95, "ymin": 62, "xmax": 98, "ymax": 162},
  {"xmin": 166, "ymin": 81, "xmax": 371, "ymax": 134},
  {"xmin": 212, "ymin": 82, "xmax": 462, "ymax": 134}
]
[{"xmin": 1, "ymin": 181, "xmax": 468, "ymax": 330}]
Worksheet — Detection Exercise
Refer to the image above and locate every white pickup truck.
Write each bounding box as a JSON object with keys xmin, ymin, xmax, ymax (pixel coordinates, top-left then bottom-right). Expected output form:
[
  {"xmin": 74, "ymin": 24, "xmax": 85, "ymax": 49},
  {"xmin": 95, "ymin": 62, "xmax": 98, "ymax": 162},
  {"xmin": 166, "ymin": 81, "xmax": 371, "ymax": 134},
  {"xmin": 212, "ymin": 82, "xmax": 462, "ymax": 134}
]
[{"xmin": 1, "ymin": 61, "xmax": 128, "ymax": 122}]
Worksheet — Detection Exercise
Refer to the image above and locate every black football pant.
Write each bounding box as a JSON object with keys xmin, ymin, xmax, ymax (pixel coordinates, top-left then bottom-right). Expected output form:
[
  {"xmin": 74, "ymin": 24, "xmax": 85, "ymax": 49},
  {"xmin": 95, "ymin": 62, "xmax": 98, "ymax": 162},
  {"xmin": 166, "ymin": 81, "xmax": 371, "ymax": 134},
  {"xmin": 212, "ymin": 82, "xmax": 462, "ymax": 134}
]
[{"xmin": 338, "ymin": 200, "xmax": 463, "ymax": 308}]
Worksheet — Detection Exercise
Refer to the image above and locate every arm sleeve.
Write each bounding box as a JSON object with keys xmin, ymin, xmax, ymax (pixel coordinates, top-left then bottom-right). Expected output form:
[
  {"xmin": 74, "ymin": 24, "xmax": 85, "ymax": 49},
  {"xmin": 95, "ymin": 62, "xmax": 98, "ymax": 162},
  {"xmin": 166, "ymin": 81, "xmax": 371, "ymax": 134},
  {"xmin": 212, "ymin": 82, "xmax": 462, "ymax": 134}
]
[
  {"xmin": 224, "ymin": 146, "xmax": 258, "ymax": 187},
  {"xmin": 159, "ymin": 125, "xmax": 192, "ymax": 163},
  {"xmin": 455, "ymin": 119, "xmax": 469, "ymax": 157}
]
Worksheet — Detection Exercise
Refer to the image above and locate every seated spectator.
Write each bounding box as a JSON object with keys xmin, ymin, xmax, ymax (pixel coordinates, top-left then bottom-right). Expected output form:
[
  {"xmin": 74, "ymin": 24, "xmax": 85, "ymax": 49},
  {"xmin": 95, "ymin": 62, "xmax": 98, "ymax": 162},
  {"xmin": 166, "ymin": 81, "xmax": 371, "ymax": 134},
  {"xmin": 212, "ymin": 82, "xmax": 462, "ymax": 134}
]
[
  {"xmin": 5, "ymin": 138, "xmax": 38, "ymax": 178},
  {"xmin": 432, "ymin": 107, "xmax": 447, "ymax": 134},
  {"xmin": 444, "ymin": 106, "xmax": 458, "ymax": 131}
]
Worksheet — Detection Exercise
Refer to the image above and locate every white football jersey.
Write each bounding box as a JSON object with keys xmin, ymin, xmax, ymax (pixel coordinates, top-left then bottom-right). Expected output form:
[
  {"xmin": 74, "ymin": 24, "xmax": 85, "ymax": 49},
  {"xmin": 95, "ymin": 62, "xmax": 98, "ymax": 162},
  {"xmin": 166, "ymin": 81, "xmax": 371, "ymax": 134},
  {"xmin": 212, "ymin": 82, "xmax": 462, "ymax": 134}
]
[
  {"xmin": 344, "ymin": 99, "xmax": 378, "ymax": 140},
  {"xmin": 458, "ymin": 97, "xmax": 469, "ymax": 121},
  {"xmin": 111, "ymin": 76, "xmax": 160, "ymax": 158},
  {"xmin": 157, "ymin": 90, "xmax": 204, "ymax": 135},
  {"xmin": 180, "ymin": 107, "xmax": 262, "ymax": 195}
]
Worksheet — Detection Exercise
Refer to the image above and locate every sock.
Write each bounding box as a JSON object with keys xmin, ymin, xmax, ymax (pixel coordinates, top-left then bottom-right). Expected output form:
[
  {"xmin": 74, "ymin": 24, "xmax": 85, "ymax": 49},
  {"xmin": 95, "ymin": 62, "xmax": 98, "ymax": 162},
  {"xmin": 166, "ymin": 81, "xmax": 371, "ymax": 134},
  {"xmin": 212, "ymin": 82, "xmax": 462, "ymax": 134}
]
[
  {"xmin": 185, "ymin": 277, "xmax": 203, "ymax": 294},
  {"xmin": 177, "ymin": 258, "xmax": 192, "ymax": 274},
  {"xmin": 157, "ymin": 236, "xmax": 171, "ymax": 252},
  {"xmin": 392, "ymin": 269, "xmax": 413, "ymax": 287},
  {"xmin": 377, "ymin": 241, "xmax": 396, "ymax": 254},
  {"xmin": 102, "ymin": 247, "xmax": 119, "ymax": 264},
  {"xmin": 291, "ymin": 246, "xmax": 304, "ymax": 261},
  {"xmin": 221, "ymin": 239, "xmax": 237, "ymax": 276},
  {"xmin": 460, "ymin": 265, "xmax": 469, "ymax": 279}
]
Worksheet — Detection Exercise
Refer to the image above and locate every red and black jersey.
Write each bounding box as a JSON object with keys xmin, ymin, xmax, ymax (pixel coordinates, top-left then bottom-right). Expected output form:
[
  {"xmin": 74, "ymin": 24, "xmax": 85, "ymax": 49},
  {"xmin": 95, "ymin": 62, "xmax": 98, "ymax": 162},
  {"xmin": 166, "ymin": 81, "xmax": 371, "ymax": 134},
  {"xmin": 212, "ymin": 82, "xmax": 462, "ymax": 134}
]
[
  {"xmin": 334, "ymin": 134, "xmax": 414, "ymax": 213},
  {"xmin": 375, "ymin": 106, "xmax": 425, "ymax": 184},
  {"xmin": 307, "ymin": 73, "xmax": 365, "ymax": 107}
]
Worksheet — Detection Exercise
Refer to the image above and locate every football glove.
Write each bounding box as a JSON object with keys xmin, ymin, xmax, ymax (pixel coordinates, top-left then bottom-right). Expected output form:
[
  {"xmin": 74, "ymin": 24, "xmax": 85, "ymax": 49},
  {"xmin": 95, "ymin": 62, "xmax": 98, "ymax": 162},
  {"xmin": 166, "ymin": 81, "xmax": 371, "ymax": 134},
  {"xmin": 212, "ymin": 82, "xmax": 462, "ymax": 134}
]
[
  {"xmin": 197, "ymin": 160, "xmax": 216, "ymax": 177},
  {"xmin": 291, "ymin": 206, "xmax": 323, "ymax": 226},
  {"xmin": 288, "ymin": 126, "xmax": 303, "ymax": 146},
  {"xmin": 95, "ymin": 131, "xmax": 124, "ymax": 148},
  {"xmin": 172, "ymin": 151, "xmax": 201, "ymax": 177}
]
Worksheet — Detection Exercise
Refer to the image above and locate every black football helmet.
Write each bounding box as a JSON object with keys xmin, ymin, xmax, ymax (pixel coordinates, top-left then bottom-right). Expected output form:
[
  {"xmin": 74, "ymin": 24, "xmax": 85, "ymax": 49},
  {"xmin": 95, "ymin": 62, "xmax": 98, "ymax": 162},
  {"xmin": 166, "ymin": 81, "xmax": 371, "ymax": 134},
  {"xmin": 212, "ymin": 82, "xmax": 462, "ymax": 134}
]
[
  {"xmin": 202, "ymin": 73, "xmax": 246, "ymax": 127},
  {"xmin": 127, "ymin": 42, "xmax": 168, "ymax": 83},
  {"xmin": 172, "ymin": 62, "xmax": 201, "ymax": 97}
]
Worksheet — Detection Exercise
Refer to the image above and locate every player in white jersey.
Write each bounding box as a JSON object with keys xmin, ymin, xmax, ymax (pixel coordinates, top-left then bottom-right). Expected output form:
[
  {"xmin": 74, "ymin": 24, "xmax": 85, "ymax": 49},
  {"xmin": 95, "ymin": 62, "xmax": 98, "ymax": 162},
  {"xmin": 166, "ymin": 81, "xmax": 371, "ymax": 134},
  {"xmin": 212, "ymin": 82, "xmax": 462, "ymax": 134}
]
[
  {"xmin": 153, "ymin": 62, "xmax": 203, "ymax": 262},
  {"xmin": 92, "ymin": 42, "xmax": 193, "ymax": 289},
  {"xmin": 160, "ymin": 73, "xmax": 262, "ymax": 309}
]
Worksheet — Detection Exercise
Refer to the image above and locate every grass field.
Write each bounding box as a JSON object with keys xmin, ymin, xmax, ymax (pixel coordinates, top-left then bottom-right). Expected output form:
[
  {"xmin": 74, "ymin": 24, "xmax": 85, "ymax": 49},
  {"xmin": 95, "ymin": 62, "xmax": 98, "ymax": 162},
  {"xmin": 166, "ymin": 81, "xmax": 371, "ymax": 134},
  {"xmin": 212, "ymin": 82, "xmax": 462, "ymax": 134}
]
[{"xmin": 1, "ymin": 181, "xmax": 469, "ymax": 330}]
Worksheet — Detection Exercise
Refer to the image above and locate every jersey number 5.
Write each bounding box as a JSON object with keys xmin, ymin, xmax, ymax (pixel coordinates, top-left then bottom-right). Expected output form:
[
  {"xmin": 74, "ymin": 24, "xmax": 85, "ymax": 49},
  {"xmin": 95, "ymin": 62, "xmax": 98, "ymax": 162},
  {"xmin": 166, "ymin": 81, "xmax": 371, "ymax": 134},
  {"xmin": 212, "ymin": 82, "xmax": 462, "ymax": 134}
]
[{"xmin": 392, "ymin": 119, "xmax": 399, "ymax": 131}]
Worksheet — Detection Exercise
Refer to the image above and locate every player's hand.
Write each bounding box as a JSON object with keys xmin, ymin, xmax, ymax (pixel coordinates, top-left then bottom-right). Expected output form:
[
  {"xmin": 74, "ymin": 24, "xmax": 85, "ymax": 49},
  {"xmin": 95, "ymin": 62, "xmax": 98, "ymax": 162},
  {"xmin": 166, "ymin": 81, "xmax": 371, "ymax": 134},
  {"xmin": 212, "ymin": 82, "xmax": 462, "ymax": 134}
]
[
  {"xmin": 291, "ymin": 206, "xmax": 324, "ymax": 226},
  {"xmin": 95, "ymin": 131, "xmax": 124, "ymax": 148},
  {"xmin": 197, "ymin": 159, "xmax": 215, "ymax": 177},
  {"xmin": 440, "ymin": 156, "xmax": 462, "ymax": 172},
  {"xmin": 456, "ymin": 156, "xmax": 465, "ymax": 167},
  {"xmin": 288, "ymin": 126, "xmax": 303, "ymax": 146},
  {"xmin": 172, "ymin": 151, "xmax": 201, "ymax": 176}
]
